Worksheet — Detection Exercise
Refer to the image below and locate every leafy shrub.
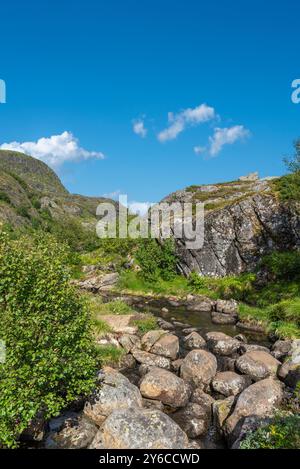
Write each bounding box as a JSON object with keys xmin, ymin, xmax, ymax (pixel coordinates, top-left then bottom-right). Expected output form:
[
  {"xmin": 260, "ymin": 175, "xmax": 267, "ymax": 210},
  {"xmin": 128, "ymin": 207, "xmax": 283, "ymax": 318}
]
[
  {"xmin": 0, "ymin": 232, "xmax": 97, "ymax": 447},
  {"xmin": 240, "ymin": 414, "xmax": 300, "ymax": 449},
  {"xmin": 135, "ymin": 239, "xmax": 177, "ymax": 282},
  {"xmin": 133, "ymin": 316, "xmax": 158, "ymax": 333},
  {"xmin": 260, "ymin": 251, "xmax": 300, "ymax": 281}
]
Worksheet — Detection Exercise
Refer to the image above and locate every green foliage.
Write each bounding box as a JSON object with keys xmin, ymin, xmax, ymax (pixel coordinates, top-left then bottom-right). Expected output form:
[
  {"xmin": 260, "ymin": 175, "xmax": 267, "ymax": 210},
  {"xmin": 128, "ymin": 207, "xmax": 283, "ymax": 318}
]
[
  {"xmin": 272, "ymin": 140, "xmax": 300, "ymax": 202},
  {"xmin": 118, "ymin": 270, "xmax": 191, "ymax": 296},
  {"xmin": 133, "ymin": 316, "xmax": 158, "ymax": 333},
  {"xmin": 188, "ymin": 272, "xmax": 256, "ymax": 302},
  {"xmin": 240, "ymin": 414, "xmax": 300, "ymax": 449},
  {"xmin": 135, "ymin": 239, "xmax": 177, "ymax": 282},
  {"xmin": 260, "ymin": 251, "xmax": 300, "ymax": 281},
  {"xmin": 0, "ymin": 232, "xmax": 97, "ymax": 447},
  {"xmin": 95, "ymin": 345, "xmax": 125, "ymax": 366}
]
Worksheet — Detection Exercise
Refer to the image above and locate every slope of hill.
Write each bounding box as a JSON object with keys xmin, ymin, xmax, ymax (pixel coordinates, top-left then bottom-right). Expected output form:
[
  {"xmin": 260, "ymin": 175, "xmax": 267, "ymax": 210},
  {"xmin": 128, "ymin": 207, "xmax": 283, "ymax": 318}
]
[{"xmin": 0, "ymin": 150, "xmax": 116, "ymax": 248}]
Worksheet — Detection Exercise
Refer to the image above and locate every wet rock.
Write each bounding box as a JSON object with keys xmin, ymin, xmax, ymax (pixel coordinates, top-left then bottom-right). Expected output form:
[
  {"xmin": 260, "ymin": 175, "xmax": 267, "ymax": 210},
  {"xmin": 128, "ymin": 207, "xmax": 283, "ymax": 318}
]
[
  {"xmin": 224, "ymin": 378, "xmax": 283, "ymax": 444},
  {"xmin": 132, "ymin": 349, "xmax": 171, "ymax": 369},
  {"xmin": 182, "ymin": 332, "xmax": 206, "ymax": 350},
  {"xmin": 236, "ymin": 350, "xmax": 280, "ymax": 381},
  {"xmin": 84, "ymin": 367, "xmax": 143, "ymax": 425},
  {"xmin": 118, "ymin": 334, "xmax": 141, "ymax": 353},
  {"xmin": 141, "ymin": 330, "xmax": 167, "ymax": 352},
  {"xmin": 186, "ymin": 296, "xmax": 214, "ymax": 312},
  {"xmin": 213, "ymin": 396, "xmax": 235, "ymax": 431},
  {"xmin": 172, "ymin": 402, "xmax": 211, "ymax": 438},
  {"xmin": 215, "ymin": 299, "xmax": 238, "ymax": 315},
  {"xmin": 211, "ymin": 371, "xmax": 251, "ymax": 397},
  {"xmin": 45, "ymin": 414, "xmax": 97, "ymax": 449},
  {"xmin": 277, "ymin": 339, "xmax": 300, "ymax": 388},
  {"xmin": 151, "ymin": 334, "xmax": 179, "ymax": 360},
  {"xmin": 211, "ymin": 312, "xmax": 237, "ymax": 325},
  {"xmin": 271, "ymin": 340, "xmax": 292, "ymax": 361},
  {"xmin": 157, "ymin": 318, "xmax": 175, "ymax": 331},
  {"xmin": 140, "ymin": 367, "xmax": 191, "ymax": 408},
  {"xmin": 206, "ymin": 332, "xmax": 240, "ymax": 356},
  {"xmin": 180, "ymin": 350, "xmax": 217, "ymax": 388},
  {"xmin": 90, "ymin": 408, "xmax": 189, "ymax": 449}
]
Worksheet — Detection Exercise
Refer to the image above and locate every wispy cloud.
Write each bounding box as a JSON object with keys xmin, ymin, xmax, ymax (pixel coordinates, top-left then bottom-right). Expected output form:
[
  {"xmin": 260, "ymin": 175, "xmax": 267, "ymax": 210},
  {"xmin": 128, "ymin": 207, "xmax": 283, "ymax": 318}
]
[
  {"xmin": 208, "ymin": 125, "xmax": 250, "ymax": 156},
  {"xmin": 158, "ymin": 104, "xmax": 216, "ymax": 142},
  {"xmin": 193, "ymin": 145, "xmax": 206, "ymax": 155},
  {"xmin": 133, "ymin": 119, "xmax": 147, "ymax": 138},
  {"xmin": 0, "ymin": 131, "xmax": 105, "ymax": 168}
]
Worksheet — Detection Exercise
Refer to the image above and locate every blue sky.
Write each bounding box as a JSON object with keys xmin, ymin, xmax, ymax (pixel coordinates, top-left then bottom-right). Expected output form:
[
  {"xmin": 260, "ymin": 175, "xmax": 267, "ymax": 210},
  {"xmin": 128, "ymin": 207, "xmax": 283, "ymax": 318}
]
[{"xmin": 0, "ymin": 0, "xmax": 299, "ymax": 206}]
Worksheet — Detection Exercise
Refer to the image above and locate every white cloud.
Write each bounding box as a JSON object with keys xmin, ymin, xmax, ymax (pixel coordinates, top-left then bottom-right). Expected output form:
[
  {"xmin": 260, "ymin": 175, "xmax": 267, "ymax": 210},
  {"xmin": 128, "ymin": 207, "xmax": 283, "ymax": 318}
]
[
  {"xmin": 0, "ymin": 131, "xmax": 105, "ymax": 168},
  {"xmin": 158, "ymin": 104, "xmax": 216, "ymax": 142},
  {"xmin": 102, "ymin": 189, "xmax": 122, "ymax": 200},
  {"xmin": 209, "ymin": 125, "xmax": 250, "ymax": 156},
  {"xmin": 133, "ymin": 119, "xmax": 147, "ymax": 138},
  {"xmin": 194, "ymin": 145, "xmax": 206, "ymax": 155}
]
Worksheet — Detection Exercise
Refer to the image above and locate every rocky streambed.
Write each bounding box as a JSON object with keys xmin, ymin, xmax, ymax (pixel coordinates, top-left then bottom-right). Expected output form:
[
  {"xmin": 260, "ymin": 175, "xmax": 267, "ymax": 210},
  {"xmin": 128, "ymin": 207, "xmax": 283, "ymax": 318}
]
[{"xmin": 21, "ymin": 294, "xmax": 300, "ymax": 450}]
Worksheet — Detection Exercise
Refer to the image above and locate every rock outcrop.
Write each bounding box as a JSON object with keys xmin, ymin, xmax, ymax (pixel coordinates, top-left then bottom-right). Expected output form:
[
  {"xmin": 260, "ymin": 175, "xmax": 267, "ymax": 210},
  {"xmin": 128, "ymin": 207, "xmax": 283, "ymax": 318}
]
[{"xmin": 160, "ymin": 179, "xmax": 300, "ymax": 277}]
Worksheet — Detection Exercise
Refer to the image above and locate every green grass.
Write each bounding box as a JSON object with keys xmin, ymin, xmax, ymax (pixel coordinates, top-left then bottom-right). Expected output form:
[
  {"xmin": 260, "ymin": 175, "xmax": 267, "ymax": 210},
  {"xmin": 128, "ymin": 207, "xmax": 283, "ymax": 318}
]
[
  {"xmin": 118, "ymin": 270, "xmax": 192, "ymax": 297},
  {"xmin": 239, "ymin": 299, "xmax": 300, "ymax": 339},
  {"xmin": 85, "ymin": 294, "xmax": 135, "ymax": 317},
  {"xmin": 133, "ymin": 316, "xmax": 158, "ymax": 333},
  {"xmin": 96, "ymin": 344, "xmax": 126, "ymax": 366}
]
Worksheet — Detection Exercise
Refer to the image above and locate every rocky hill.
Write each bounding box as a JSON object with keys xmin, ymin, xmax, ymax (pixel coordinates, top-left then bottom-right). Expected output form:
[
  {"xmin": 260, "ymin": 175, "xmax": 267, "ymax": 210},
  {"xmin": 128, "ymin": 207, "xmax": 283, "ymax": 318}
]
[
  {"xmin": 161, "ymin": 174, "xmax": 300, "ymax": 277},
  {"xmin": 0, "ymin": 149, "xmax": 116, "ymax": 232}
]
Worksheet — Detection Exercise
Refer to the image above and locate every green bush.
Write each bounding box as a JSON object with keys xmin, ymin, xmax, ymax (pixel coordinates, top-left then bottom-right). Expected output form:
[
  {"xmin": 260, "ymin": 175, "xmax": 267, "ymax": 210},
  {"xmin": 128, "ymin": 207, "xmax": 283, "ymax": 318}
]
[
  {"xmin": 260, "ymin": 251, "xmax": 300, "ymax": 281},
  {"xmin": 135, "ymin": 239, "xmax": 177, "ymax": 282},
  {"xmin": 240, "ymin": 414, "xmax": 300, "ymax": 449},
  {"xmin": 0, "ymin": 232, "xmax": 97, "ymax": 447}
]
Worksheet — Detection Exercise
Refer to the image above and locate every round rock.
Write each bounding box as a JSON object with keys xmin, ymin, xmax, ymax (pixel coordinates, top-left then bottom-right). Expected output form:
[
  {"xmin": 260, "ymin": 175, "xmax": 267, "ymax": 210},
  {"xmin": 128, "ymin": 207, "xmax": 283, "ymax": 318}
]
[
  {"xmin": 235, "ymin": 350, "xmax": 280, "ymax": 381},
  {"xmin": 206, "ymin": 332, "xmax": 240, "ymax": 356},
  {"xmin": 211, "ymin": 371, "xmax": 252, "ymax": 396},
  {"xmin": 140, "ymin": 367, "xmax": 191, "ymax": 408},
  {"xmin": 180, "ymin": 349, "xmax": 217, "ymax": 387}
]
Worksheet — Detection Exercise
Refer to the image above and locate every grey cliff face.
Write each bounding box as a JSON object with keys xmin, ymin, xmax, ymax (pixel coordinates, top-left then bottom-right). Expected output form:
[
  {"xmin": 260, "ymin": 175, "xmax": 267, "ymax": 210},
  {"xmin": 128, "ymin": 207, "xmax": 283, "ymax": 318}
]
[{"xmin": 161, "ymin": 180, "xmax": 300, "ymax": 277}]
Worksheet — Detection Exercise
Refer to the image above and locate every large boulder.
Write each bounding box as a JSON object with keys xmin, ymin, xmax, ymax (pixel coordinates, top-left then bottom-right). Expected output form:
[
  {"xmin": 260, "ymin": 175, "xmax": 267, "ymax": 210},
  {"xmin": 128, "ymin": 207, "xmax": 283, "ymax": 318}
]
[
  {"xmin": 90, "ymin": 408, "xmax": 189, "ymax": 449},
  {"xmin": 132, "ymin": 349, "xmax": 171, "ymax": 369},
  {"xmin": 186, "ymin": 296, "xmax": 214, "ymax": 312},
  {"xmin": 215, "ymin": 299, "xmax": 238, "ymax": 315},
  {"xmin": 84, "ymin": 367, "xmax": 143, "ymax": 425},
  {"xmin": 141, "ymin": 330, "xmax": 167, "ymax": 352},
  {"xmin": 45, "ymin": 413, "xmax": 98, "ymax": 449},
  {"xmin": 118, "ymin": 334, "xmax": 141, "ymax": 353},
  {"xmin": 211, "ymin": 312, "xmax": 237, "ymax": 325},
  {"xmin": 180, "ymin": 349, "xmax": 217, "ymax": 388},
  {"xmin": 271, "ymin": 340, "xmax": 292, "ymax": 361},
  {"xmin": 224, "ymin": 378, "xmax": 284, "ymax": 445},
  {"xmin": 278, "ymin": 339, "xmax": 300, "ymax": 388},
  {"xmin": 206, "ymin": 332, "xmax": 240, "ymax": 356},
  {"xmin": 236, "ymin": 350, "xmax": 280, "ymax": 381},
  {"xmin": 211, "ymin": 371, "xmax": 251, "ymax": 397},
  {"xmin": 182, "ymin": 332, "xmax": 206, "ymax": 350},
  {"xmin": 151, "ymin": 334, "xmax": 179, "ymax": 360},
  {"xmin": 139, "ymin": 368, "xmax": 191, "ymax": 408},
  {"xmin": 172, "ymin": 402, "xmax": 212, "ymax": 438}
]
